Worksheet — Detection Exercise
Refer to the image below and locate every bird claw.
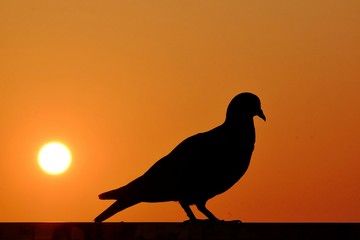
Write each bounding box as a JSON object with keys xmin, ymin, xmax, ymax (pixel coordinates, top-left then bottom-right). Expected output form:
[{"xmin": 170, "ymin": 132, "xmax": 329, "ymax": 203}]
[
  {"xmin": 183, "ymin": 219, "xmax": 211, "ymax": 224},
  {"xmin": 182, "ymin": 219, "xmax": 218, "ymax": 224}
]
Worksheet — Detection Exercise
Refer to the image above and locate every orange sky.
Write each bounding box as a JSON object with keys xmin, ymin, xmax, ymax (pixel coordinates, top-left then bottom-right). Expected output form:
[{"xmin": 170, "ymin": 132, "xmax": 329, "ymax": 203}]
[{"xmin": 1, "ymin": 0, "xmax": 359, "ymax": 222}]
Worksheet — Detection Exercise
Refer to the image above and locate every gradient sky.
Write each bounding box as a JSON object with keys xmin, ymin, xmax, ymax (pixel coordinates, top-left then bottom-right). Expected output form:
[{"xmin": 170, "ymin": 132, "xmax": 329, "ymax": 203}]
[{"xmin": 1, "ymin": 0, "xmax": 359, "ymax": 222}]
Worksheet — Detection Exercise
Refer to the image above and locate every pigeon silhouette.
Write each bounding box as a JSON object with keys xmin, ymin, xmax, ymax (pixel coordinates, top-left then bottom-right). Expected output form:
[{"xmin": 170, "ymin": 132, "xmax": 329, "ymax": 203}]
[{"xmin": 95, "ymin": 92, "xmax": 266, "ymax": 222}]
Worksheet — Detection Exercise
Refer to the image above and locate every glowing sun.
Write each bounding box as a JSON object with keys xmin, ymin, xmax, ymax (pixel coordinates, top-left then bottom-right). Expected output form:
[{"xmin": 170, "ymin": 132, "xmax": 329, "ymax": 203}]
[{"xmin": 38, "ymin": 142, "xmax": 72, "ymax": 175}]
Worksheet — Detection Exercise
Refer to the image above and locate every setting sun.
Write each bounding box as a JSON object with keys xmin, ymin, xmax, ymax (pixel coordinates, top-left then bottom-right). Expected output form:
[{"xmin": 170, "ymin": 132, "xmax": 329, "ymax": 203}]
[{"xmin": 38, "ymin": 142, "xmax": 72, "ymax": 175}]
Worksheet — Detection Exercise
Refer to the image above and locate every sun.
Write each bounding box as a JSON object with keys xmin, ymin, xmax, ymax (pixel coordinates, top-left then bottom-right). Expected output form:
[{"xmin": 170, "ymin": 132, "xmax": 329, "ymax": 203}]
[{"xmin": 38, "ymin": 142, "xmax": 72, "ymax": 175}]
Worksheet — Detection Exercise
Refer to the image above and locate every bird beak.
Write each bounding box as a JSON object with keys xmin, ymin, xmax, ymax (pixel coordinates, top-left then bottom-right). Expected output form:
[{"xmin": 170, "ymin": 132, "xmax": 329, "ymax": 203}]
[{"xmin": 257, "ymin": 109, "xmax": 266, "ymax": 122}]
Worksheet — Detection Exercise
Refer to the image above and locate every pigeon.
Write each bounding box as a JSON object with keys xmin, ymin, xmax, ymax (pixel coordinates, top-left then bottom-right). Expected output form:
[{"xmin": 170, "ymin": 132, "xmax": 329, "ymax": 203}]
[{"xmin": 95, "ymin": 92, "xmax": 266, "ymax": 222}]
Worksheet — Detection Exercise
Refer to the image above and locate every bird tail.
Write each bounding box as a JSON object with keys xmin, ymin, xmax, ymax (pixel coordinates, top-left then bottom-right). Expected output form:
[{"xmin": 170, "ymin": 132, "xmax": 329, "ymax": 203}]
[
  {"xmin": 98, "ymin": 187, "xmax": 125, "ymax": 200},
  {"xmin": 95, "ymin": 180, "xmax": 143, "ymax": 222},
  {"xmin": 95, "ymin": 199, "xmax": 137, "ymax": 222},
  {"xmin": 98, "ymin": 178, "xmax": 141, "ymax": 200}
]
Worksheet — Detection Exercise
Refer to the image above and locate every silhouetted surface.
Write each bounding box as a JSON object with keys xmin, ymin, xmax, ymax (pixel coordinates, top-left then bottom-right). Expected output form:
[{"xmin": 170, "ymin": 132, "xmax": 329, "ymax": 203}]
[
  {"xmin": 95, "ymin": 92, "xmax": 266, "ymax": 222},
  {"xmin": 0, "ymin": 223, "xmax": 359, "ymax": 240}
]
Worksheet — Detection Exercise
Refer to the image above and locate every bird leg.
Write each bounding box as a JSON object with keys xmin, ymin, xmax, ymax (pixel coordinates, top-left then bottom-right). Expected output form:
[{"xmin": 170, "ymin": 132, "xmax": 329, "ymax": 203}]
[
  {"xmin": 180, "ymin": 201, "xmax": 197, "ymax": 222},
  {"xmin": 195, "ymin": 201, "xmax": 219, "ymax": 221}
]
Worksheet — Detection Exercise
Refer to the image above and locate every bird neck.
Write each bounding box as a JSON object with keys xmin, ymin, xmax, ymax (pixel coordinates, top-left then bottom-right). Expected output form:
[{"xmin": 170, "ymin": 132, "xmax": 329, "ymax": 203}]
[
  {"xmin": 224, "ymin": 116, "xmax": 255, "ymax": 130},
  {"xmin": 222, "ymin": 117, "xmax": 256, "ymax": 145}
]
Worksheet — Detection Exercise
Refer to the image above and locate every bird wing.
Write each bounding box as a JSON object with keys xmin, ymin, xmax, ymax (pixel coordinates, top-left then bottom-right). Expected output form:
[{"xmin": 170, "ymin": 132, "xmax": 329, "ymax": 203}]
[
  {"xmin": 130, "ymin": 124, "xmax": 253, "ymax": 203},
  {"xmin": 138, "ymin": 126, "xmax": 233, "ymax": 201}
]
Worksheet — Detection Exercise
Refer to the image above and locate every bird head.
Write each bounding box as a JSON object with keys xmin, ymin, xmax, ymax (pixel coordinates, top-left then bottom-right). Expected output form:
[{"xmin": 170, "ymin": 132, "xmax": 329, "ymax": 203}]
[{"xmin": 226, "ymin": 92, "xmax": 266, "ymax": 123}]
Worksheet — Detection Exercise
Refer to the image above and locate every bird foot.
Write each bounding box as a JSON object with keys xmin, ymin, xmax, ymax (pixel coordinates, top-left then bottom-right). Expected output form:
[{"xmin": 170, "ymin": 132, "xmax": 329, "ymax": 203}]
[{"xmin": 182, "ymin": 219, "xmax": 220, "ymax": 224}]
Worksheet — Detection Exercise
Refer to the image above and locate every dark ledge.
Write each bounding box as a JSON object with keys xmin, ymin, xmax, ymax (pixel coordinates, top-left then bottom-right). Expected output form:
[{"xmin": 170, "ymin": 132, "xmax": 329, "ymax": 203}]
[{"xmin": 0, "ymin": 222, "xmax": 359, "ymax": 240}]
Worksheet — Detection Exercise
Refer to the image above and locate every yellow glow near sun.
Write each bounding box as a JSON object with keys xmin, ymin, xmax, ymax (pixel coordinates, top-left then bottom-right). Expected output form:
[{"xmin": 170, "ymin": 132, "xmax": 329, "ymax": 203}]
[{"xmin": 38, "ymin": 142, "xmax": 72, "ymax": 175}]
